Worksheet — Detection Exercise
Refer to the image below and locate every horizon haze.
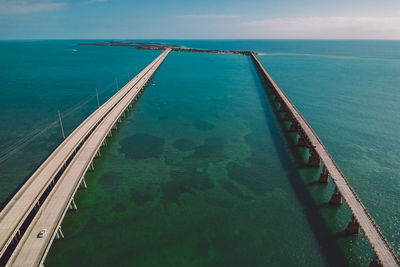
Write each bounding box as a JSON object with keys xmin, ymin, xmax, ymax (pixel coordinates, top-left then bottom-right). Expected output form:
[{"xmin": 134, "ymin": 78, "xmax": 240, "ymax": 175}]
[{"xmin": 0, "ymin": 0, "xmax": 400, "ymax": 40}]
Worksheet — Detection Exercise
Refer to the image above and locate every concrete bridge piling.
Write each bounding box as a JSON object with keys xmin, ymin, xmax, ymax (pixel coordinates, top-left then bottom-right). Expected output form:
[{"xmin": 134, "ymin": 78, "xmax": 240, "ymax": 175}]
[
  {"xmin": 307, "ymin": 149, "xmax": 321, "ymax": 167},
  {"xmin": 0, "ymin": 49, "xmax": 171, "ymax": 266},
  {"xmin": 55, "ymin": 227, "xmax": 64, "ymax": 240},
  {"xmin": 329, "ymin": 187, "xmax": 343, "ymax": 205},
  {"xmin": 250, "ymin": 52, "xmax": 399, "ymax": 266},
  {"xmin": 68, "ymin": 198, "xmax": 77, "ymax": 211},
  {"xmin": 296, "ymin": 136, "xmax": 308, "ymax": 147},
  {"xmin": 370, "ymin": 257, "xmax": 384, "ymax": 267},
  {"xmin": 318, "ymin": 165, "xmax": 329, "ymax": 184},
  {"xmin": 80, "ymin": 179, "xmax": 87, "ymax": 189},
  {"xmin": 88, "ymin": 162, "xmax": 95, "ymax": 172},
  {"xmin": 346, "ymin": 215, "xmax": 361, "ymax": 235},
  {"xmin": 288, "ymin": 122, "xmax": 298, "ymax": 132}
]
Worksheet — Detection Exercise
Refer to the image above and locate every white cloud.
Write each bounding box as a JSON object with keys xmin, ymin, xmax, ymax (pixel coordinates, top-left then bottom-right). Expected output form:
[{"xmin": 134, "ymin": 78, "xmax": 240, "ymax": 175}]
[
  {"xmin": 242, "ymin": 17, "xmax": 400, "ymax": 39},
  {"xmin": 0, "ymin": 0, "xmax": 67, "ymax": 15},
  {"xmin": 176, "ymin": 14, "xmax": 241, "ymax": 19}
]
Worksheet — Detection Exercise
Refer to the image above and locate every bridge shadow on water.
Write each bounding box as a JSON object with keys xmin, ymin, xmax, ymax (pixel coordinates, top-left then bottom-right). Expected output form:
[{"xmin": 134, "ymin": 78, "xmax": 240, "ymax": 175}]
[{"xmin": 247, "ymin": 57, "xmax": 349, "ymax": 267}]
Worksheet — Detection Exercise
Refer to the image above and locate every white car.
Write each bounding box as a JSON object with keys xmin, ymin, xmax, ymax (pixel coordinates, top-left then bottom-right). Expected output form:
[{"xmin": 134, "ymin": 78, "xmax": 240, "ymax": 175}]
[{"xmin": 37, "ymin": 229, "xmax": 47, "ymax": 238}]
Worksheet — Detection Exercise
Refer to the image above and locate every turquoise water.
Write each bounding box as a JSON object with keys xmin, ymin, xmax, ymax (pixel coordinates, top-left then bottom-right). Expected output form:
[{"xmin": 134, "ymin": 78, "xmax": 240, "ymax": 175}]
[
  {"xmin": 0, "ymin": 40, "xmax": 160, "ymax": 206},
  {"xmin": 255, "ymin": 43, "xmax": 400, "ymax": 260},
  {"xmin": 0, "ymin": 40, "xmax": 399, "ymax": 266}
]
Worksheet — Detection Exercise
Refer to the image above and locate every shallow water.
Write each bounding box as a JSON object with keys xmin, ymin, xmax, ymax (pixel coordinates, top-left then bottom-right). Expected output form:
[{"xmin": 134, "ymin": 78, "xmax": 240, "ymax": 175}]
[
  {"xmin": 0, "ymin": 40, "xmax": 399, "ymax": 266},
  {"xmin": 44, "ymin": 51, "xmax": 334, "ymax": 266},
  {"xmin": 0, "ymin": 40, "xmax": 160, "ymax": 206}
]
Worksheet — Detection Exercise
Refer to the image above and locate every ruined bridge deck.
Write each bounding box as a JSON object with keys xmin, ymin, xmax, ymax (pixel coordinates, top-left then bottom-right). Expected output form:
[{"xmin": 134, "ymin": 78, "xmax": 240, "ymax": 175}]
[
  {"xmin": 0, "ymin": 49, "xmax": 170, "ymax": 266},
  {"xmin": 251, "ymin": 53, "xmax": 399, "ymax": 267}
]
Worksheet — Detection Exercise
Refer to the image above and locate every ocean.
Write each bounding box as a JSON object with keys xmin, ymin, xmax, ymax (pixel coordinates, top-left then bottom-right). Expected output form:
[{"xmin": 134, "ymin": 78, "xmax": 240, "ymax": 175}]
[{"xmin": 0, "ymin": 40, "xmax": 399, "ymax": 266}]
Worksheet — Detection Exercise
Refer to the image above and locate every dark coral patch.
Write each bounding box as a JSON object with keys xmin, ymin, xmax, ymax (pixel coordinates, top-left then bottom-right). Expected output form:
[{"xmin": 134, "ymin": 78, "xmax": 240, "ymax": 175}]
[
  {"xmin": 170, "ymin": 168, "xmax": 214, "ymax": 191},
  {"xmin": 192, "ymin": 136, "xmax": 226, "ymax": 162},
  {"xmin": 173, "ymin": 138, "xmax": 195, "ymax": 152},
  {"xmin": 120, "ymin": 133, "xmax": 165, "ymax": 160},
  {"xmin": 223, "ymin": 131, "xmax": 271, "ymax": 196},
  {"xmin": 66, "ymin": 248, "xmax": 93, "ymax": 266},
  {"xmin": 160, "ymin": 181, "xmax": 185, "ymax": 204},
  {"xmin": 83, "ymin": 217, "xmax": 97, "ymax": 232},
  {"xmin": 193, "ymin": 119, "xmax": 215, "ymax": 131},
  {"xmin": 130, "ymin": 188, "xmax": 154, "ymax": 205},
  {"xmin": 161, "ymin": 167, "xmax": 214, "ymax": 204},
  {"xmin": 218, "ymin": 179, "xmax": 249, "ymax": 200},
  {"xmin": 197, "ymin": 237, "xmax": 210, "ymax": 257},
  {"xmin": 112, "ymin": 203, "xmax": 127, "ymax": 213},
  {"xmin": 159, "ymin": 136, "xmax": 225, "ymax": 204},
  {"xmin": 206, "ymin": 197, "xmax": 234, "ymax": 209},
  {"xmin": 226, "ymin": 162, "xmax": 269, "ymax": 195},
  {"xmin": 97, "ymin": 171, "xmax": 123, "ymax": 194}
]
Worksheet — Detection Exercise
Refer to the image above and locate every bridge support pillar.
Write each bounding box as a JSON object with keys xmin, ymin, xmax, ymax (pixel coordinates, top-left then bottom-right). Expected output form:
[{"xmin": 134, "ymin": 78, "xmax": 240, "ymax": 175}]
[
  {"xmin": 283, "ymin": 112, "xmax": 291, "ymax": 121},
  {"xmin": 89, "ymin": 162, "xmax": 95, "ymax": 172},
  {"xmin": 345, "ymin": 215, "xmax": 360, "ymax": 235},
  {"xmin": 80, "ymin": 178, "xmax": 87, "ymax": 189},
  {"xmin": 297, "ymin": 136, "xmax": 307, "ymax": 147},
  {"xmin": 118, "ymin": 117, "xmax": 122, "ymax": 123},
  {"xmin": 55, "ymin": 226, "xmax": 64, "ymax": 240},
  {"xmin": 69, "ymin": 198, "xmax": 77, "ymax": 211},
  {"xmin": 318, "ymin": 165, "xmax": 329, "ymax": 184},
  {"xmin": 95, "ymin": 150, "xmax": 101, "ymax": 158},
  {"xmin": 107, "ymin": 131, "xmax": 112, "ymax": 138},
  {"xmin": 113, "ymin": 123, "xmax": 117, "ymax": 130},
  {"xmin": 288, "ymin": 122, "xmax": 297, "ymax": 132},
  {"xmin": 369, "ymin": 256, "xmax": 383, "ymax": 267},
  {"xmin": 268, "ymin": 88, "xmax": 275, "ymax": 95},
  {"xmin": 278, "ymin": 104, "xmax": 286, "ymax": 112},
  {"xmin": 329, "ymin": 187, "xmax": 342, "ymax": 205},
  {"xmin": 102, "ymin": 139, "xmax": 107, "ymax": 147},
  {"xmin": 308, "ymin": 149, "xmax": 321, "ymax": 167}
]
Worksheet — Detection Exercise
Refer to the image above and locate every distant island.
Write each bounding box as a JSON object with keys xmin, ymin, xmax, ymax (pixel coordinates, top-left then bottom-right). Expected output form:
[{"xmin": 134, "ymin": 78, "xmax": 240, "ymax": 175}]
[{"xmin": 80, "ymin": 41, "xmax": 255, "ymax": 56}]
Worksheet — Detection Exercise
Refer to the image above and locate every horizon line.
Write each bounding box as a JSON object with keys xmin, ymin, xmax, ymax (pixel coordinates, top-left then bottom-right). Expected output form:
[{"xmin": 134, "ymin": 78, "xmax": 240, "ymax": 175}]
[{"xmin": 1, "ymin": 38, "xmax": 400, "ymax": 41}]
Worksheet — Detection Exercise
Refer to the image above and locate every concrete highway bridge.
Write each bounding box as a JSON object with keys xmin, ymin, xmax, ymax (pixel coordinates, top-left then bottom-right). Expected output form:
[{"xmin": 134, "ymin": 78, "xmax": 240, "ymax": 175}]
[
  {"xmin": 0, "ymin": 49, "xmax": 170, "ymax": 266},
  {"xmin": 0, "ymin": 48, "xmax": 398, "ymax": 266}
]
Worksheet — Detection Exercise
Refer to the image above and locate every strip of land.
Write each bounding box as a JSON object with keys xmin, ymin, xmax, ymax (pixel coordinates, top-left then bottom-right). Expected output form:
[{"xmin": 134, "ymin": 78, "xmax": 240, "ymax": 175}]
[{"xmin": 80, "ymin": 41, "xmax": 254, "ymax": 55}]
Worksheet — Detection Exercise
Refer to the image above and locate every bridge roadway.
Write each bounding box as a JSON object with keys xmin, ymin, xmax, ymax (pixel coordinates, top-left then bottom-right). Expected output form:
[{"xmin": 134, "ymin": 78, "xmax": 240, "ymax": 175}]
[
  {"xmin": 0, "ymin": 49, "xmax": 170, "ymax": 266},
  {"xmin": 251, "ymin": 53, "xmax": 399, "ymax": 266}
]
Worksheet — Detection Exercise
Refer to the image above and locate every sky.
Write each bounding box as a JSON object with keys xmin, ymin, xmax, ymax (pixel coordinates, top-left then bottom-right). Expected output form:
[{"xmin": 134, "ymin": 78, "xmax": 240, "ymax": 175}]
[{"xmin": 0, "ymin": 0, "xmax": 400, "ymax": 39}]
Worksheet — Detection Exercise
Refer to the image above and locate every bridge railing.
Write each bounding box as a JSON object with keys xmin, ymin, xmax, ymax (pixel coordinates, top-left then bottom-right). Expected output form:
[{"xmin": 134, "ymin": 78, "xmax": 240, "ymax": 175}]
[
  {"xmin": 0, "ymin": 50, "xmax": 170, "ymax": 266},
  {"xmin": 18, "ymin": 49, "xmax": 170, "ymax": 266},
  {"xmin": 250, "ymin": 52, "xmax": 400, "ymax": 264}
]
